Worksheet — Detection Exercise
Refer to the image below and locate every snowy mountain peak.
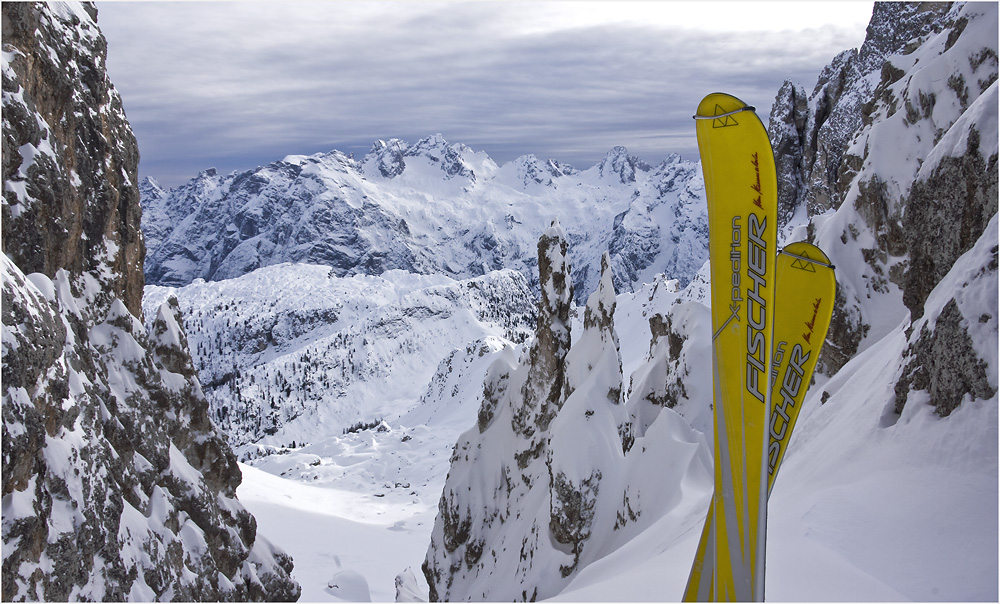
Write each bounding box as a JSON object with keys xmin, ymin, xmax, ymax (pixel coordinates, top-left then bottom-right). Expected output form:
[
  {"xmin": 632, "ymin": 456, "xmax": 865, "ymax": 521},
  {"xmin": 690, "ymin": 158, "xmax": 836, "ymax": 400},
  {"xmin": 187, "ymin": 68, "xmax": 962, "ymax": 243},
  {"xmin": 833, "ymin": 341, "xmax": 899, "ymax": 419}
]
[
  {"xmin": 498, "ymin": 153, "xmax": 579, "ymax": 189},
  {"xmin": 143, "ymin": 136, "xmax": 709, "ymax": 304},
  {"xmin": 139, "ymin": 175, "xmax": 165, "ymax": 199},
  {"xmin": 656, "ymin": 152, "xmax": 685, "ymax": 169},
  {"xmin": 363, "ymin": 138, "xmax": 408, "ymax": 178},
  {"xmin": 597, "ymin": 145, "xmax": 649, "ymax": 184},
  {"xmin": 360, "ymin": 133, "xmax": 494, "ymax": 182},
  {"xmin": 545, "ymin": 157, "xmax": 578, "ymax": 177}
]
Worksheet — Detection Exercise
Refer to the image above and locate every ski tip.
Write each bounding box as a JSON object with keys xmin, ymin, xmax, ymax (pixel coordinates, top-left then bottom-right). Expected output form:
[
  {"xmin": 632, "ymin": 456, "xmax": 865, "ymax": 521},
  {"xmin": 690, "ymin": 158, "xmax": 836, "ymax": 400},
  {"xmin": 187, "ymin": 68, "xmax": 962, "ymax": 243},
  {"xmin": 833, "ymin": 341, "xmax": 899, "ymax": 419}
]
[
  {"xmin": 693, "ymin": 92, "xmax": 757, "ymax": 120},
  {"xmin": 779, "ymin": 241, "xmax": 835, "ymax": 269}
]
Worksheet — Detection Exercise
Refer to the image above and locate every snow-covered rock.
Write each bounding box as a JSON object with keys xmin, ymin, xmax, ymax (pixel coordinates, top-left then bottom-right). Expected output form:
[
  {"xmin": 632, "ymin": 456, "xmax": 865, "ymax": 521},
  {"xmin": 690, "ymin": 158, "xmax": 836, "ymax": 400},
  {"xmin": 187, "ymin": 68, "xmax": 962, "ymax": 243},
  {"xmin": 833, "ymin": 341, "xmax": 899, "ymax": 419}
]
[
  {"xmin": 2, "ymin": 1, "xmax": 143, "ymax": 316},
  {"xmin": 423, "ymin": 231, "xmax": 711, "ymax": 601},
  {"xmin": 767, "ymin": 2, "xmax": 957, "ymax": 234},
  {"xmin": 1, "ymin": 3, "xmax": 299, "ymax": 600},
  {"xmin": 809, "ymin": 1, "xmax": 997, "ymax": 374}
]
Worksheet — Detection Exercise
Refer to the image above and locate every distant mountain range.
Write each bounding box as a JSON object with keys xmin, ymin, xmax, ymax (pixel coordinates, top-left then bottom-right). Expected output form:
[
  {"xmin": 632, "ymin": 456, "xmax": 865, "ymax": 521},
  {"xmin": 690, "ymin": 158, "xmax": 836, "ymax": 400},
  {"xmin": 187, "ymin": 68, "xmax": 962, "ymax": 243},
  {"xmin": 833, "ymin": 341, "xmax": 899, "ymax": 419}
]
[{"xmin": 141, "ymin": 137, "xmax": 708, "ymax": 305}]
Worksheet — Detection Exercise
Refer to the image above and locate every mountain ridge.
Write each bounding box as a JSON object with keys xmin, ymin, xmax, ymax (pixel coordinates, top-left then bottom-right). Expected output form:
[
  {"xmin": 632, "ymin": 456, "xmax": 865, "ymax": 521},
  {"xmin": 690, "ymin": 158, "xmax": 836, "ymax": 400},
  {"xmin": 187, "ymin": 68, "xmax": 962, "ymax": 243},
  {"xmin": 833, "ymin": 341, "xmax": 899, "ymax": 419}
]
[{"xmin": 141, "ymin": 137, "xmax": 708, "ymax": 306}]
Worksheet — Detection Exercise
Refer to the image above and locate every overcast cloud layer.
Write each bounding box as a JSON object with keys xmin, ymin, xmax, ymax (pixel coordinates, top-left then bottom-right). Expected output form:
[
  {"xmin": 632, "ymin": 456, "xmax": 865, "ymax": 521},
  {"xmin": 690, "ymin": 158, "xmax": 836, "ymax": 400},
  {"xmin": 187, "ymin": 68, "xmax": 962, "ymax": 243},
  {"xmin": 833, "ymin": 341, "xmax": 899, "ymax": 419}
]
[{"xmin": 97, "ymin": 2, "xmax": 874, "ymax": 187}]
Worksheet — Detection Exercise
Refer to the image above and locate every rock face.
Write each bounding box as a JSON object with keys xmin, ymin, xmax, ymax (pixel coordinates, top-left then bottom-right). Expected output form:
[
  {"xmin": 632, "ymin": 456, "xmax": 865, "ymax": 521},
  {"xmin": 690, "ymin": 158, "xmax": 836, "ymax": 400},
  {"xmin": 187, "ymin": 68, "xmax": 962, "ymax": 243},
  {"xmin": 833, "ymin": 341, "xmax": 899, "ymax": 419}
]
[
  {"xmin": 767, "ymin": 2, "xmax": 956, "ymax": 230},
  {"xmin": 900, "ymin": 129, "xmax": 998, "ymax": 318},
  {"xmin": 2, "ymin": 1, "xmax": 143, "ymax": 316},
  {"xmin": 141, "ymin": 136, "xmax": 708, "ymax": 306},
  {"xmin": 769, "ymin": 1, "xmax": 998, "ymax": 376},
  {"xmin": 1, "ymin": 2, "xmax": 299, "ymax": 600}
]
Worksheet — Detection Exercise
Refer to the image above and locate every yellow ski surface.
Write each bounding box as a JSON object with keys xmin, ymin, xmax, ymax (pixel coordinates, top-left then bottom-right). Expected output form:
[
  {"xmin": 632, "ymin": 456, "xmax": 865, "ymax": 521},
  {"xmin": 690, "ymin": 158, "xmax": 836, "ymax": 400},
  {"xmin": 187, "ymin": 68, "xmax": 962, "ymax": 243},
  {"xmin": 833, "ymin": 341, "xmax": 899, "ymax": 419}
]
[
  {"xmin": 766, "ymin": 242, "xmax": 836, "ymax": 495},
  {"xmin": 683, "ymin": 92, "xmax": 776, "ymax": 602},
  {"xmin": 684, "ymin": 241, "xmax": 836, "ymax": 601}
]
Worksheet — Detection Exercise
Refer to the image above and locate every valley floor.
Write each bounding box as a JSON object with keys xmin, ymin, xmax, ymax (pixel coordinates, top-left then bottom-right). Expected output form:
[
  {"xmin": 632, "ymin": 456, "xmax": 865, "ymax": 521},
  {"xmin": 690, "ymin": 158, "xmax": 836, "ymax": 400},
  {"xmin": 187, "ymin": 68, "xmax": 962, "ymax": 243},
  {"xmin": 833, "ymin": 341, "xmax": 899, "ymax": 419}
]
[{"xmin": 237, "ymin": 463, "xmax": 435, "ymax": 602}]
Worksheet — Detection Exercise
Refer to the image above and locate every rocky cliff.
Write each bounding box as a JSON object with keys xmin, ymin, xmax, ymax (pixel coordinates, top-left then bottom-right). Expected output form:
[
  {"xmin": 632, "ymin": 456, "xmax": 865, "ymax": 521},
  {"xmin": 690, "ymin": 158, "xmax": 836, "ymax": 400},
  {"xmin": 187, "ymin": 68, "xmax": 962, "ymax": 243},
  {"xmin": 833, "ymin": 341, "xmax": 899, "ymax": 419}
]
[
  {"xmin": 2, "ymin": 1, "xmax": 143, "ymax": 317},
  {"xmin": 1, "ymin": 2, "xmax": 299, "ymax": 600},
  {"xmin": 768, "ymin": 0, "xmax": 997, "ymax": 375},
  {"xmin": 768, "ymin": 2, "xmax": 955, "ymax": 230}
]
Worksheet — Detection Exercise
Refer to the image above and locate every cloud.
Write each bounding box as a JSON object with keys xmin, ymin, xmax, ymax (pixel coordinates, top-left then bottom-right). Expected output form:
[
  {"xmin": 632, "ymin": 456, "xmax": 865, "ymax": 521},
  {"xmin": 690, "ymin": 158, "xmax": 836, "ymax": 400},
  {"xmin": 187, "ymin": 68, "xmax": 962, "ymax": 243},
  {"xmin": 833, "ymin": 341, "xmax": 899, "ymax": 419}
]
[{"xmin": 96, "ymin": 1, "xmax": 872, "ymax": 187}]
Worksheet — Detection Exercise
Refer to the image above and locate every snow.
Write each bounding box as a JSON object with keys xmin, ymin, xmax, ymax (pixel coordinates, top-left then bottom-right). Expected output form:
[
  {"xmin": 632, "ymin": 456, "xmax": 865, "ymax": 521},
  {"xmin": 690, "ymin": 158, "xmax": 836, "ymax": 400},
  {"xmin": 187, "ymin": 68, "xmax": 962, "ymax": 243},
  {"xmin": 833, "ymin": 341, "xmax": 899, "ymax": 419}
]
[
  {"xmin": 919, "ymin": 80, "xmax": 998, "ymax": 182},
  {"xmin": 327, "ymin": 570, "xmax": 372, "ymax": 601},
  {"xmin": 25, "ymin": 272, "xmax": 56, "ymax": 303},
  {"xmin": 2, "ymin": 476, "xmax": 38, "ymax": 524},
  {"xmin": 767, "ymin": 321, "xmax": 998, "ymax": 600},
  {"xmin": 168, "ymin": 443, "xmax": 206, "ymax": 498},
  {"xmin": 142, "ymin": 263, "xmax": 535, "ymax": 447},
  {"xmin": 237, "ymin": 463, "xmax": 434, "ymax": 602},
  {"xmin": 152, "ymin": 300, "xmax": 185, "ymax": 349}
]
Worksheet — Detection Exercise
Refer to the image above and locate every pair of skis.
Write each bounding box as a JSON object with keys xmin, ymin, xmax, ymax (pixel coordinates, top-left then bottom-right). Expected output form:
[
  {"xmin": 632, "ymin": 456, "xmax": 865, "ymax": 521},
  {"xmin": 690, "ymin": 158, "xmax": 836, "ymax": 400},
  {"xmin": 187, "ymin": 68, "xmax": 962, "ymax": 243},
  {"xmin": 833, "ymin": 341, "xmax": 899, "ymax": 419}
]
[{"xmin": 682, "ymin": 93, "xmax": 836, "ymax": 602}]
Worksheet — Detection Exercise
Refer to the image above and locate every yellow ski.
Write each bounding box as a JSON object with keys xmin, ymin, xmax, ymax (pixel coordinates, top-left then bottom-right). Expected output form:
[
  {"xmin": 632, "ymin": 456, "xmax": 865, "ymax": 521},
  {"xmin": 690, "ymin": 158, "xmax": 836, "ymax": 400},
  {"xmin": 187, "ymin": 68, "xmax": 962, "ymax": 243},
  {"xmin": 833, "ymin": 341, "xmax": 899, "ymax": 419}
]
[
  {"xmin": 683, "ymin": 92, "xmax": 776, "ymax": 602},
  {"xmin": 684, "ymin": 240, "xmax": 836, "ymax": 601},
  {"xmin": 767, "ymin": 242, "xmax": 836, "ymax": 495}
]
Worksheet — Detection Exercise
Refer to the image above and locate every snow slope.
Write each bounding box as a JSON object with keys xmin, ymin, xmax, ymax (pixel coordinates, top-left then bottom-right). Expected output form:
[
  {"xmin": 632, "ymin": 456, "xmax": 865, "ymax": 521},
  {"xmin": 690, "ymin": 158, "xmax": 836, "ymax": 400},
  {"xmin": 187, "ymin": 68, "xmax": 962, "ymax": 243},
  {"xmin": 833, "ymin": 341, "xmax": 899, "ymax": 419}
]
[{"xmin": 142, "ymin": 263, "xmax": 535, "ymax": 447}]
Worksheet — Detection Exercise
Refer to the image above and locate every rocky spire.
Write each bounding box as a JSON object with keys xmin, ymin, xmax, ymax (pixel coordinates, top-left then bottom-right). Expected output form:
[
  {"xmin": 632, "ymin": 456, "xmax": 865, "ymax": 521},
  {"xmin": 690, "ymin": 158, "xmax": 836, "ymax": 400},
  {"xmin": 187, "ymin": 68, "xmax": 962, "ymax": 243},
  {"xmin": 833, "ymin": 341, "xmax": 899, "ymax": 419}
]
[
  {"xmin": 546, "ymin": 251, "xmax": 627, "ymax": 575},
  {"xmin": 424, "ymin": 222, "xmax": 578, "ymax": 601},
  {"xmin": 512, "ymin": 219, "xmax": 573, "ymax": 442},
  {"xmin": 598, "ymin": 146, "xmax": 648, "ymax": 184}
]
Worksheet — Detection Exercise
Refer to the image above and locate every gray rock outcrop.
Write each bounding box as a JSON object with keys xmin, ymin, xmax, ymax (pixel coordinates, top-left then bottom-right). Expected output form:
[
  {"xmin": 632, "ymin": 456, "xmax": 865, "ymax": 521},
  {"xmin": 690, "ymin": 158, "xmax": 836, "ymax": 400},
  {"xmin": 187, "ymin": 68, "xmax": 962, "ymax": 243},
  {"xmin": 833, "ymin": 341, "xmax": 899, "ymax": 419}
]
[
  {"xmin": 767, "ymin": 2, "xmax": 957, "ymax": 230},
  {"xmin": 2, "ymin": 1, "xmax": 143, "ymax": 316},
  {"xmin": 769, "ymin": 1, "xmax": 997, "ymax": 377}
]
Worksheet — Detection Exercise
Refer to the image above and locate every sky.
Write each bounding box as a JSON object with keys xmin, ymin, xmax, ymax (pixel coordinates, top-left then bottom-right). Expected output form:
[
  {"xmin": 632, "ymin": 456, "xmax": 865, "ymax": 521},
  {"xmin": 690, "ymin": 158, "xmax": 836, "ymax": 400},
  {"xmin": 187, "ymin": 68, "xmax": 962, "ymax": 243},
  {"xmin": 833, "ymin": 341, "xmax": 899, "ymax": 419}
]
[{"xmin": 97, "ymin": 1, "xmax": 875, "ymax": 188}]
